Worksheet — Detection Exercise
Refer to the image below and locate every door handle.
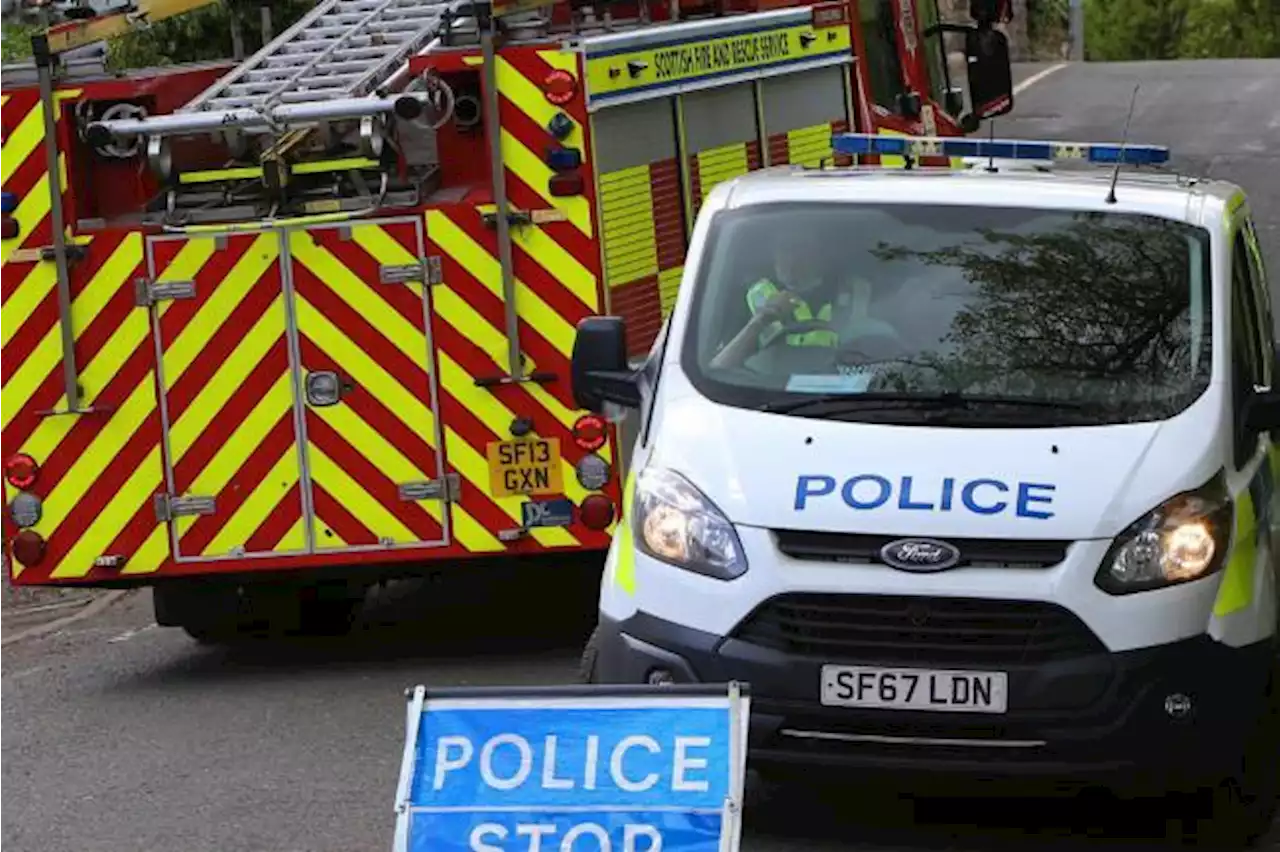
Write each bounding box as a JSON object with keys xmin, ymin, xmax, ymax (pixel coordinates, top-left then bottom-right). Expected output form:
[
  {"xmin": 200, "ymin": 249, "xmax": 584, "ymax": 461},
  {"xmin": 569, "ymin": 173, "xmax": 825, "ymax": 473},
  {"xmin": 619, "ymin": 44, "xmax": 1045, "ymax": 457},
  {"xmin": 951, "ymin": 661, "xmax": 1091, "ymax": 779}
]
[{"xmin": 305, "ymin": 370, "xmax": 354, "ymax": 407}]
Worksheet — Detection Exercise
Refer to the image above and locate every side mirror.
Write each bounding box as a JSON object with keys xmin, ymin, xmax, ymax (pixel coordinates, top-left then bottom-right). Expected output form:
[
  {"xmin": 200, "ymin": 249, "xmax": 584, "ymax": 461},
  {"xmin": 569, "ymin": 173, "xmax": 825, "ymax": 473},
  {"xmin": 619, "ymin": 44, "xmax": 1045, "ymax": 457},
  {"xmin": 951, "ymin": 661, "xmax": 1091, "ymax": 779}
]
[
  {"xmin": 962, "ymin": 27, "xmax": 1014, "ymax": 125},
  {"xmin": 1244, "ymin": 389, "xmax": 1280, "ymax": 432},
  {"xmin": 571, "ymin": 316, "xmax": 643, "ymax": 413}
]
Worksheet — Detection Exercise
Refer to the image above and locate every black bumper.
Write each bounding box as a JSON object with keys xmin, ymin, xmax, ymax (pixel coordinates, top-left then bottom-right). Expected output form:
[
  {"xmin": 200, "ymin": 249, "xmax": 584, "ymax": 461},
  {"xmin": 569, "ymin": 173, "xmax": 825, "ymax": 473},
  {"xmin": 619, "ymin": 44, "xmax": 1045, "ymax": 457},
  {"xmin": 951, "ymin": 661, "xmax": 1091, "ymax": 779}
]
[{"xmin": 595, "ymin": 610, "xmax": 1274, "ymax": 790}]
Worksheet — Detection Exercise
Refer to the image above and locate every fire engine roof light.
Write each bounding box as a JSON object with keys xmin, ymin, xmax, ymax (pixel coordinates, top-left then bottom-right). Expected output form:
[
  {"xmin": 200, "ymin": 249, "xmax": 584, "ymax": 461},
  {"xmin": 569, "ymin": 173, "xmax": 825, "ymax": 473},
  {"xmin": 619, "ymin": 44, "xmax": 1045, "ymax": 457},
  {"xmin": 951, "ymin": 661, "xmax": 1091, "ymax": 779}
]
[
  {"xmin": 0, "ymin": 191, "xmax": 17, "ymax": 214},
  {"xmin": 831, "ymin": 133, "xmax": 1171, "ymax": 166}
]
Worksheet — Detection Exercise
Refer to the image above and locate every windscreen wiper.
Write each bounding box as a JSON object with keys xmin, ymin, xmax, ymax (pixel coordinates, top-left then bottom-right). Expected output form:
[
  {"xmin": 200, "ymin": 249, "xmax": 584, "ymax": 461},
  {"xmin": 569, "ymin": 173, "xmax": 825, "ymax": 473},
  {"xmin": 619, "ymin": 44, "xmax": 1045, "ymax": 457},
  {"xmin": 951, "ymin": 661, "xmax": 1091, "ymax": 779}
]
[{"xmin": 759, "ymin": 391, "xmax": 1085, "ymax": 416}]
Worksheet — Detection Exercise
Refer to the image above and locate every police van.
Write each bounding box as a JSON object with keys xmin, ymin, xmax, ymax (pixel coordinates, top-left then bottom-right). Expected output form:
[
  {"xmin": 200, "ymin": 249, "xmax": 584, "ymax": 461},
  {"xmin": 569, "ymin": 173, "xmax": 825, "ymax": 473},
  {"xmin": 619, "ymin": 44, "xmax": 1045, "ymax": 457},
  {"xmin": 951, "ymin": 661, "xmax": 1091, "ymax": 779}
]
[{"xmin": 569, "ymin": 134, "xmax": 1280, "ymax": 845}]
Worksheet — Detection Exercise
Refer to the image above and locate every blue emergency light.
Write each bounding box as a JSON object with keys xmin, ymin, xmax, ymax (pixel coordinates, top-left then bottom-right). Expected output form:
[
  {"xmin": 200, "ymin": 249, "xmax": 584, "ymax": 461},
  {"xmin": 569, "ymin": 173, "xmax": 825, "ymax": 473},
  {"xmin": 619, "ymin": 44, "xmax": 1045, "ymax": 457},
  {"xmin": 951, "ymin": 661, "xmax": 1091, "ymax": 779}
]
[
  {"xmin": 0, "ymin": 191, "xmax": 16, "ymax": 214},
  {"xmin": 831, "ymin": 133, "xmax": 1171, "ymax": 166}
]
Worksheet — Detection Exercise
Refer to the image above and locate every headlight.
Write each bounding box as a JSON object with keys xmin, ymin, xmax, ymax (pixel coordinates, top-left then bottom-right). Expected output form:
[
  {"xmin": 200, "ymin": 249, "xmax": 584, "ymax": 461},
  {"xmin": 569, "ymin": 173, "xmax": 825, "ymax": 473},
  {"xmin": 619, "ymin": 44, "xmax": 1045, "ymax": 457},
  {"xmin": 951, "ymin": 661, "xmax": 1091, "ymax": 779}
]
[
  {"xmin": 1094, "ymin": 471, "xmax": 1233, "ymax": 595},
  {"xmin": 632, "ymin": 467, "xmax": 747, "ymax": 580}
]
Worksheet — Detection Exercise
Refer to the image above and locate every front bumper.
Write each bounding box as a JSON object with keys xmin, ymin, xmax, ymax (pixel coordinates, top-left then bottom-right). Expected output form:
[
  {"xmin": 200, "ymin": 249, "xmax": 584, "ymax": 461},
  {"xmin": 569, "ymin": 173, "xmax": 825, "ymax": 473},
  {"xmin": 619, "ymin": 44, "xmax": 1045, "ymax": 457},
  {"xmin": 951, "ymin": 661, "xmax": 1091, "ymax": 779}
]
[{"xmin": 594, "ymin": 610, "xmax": 1273, "ymax": 791}]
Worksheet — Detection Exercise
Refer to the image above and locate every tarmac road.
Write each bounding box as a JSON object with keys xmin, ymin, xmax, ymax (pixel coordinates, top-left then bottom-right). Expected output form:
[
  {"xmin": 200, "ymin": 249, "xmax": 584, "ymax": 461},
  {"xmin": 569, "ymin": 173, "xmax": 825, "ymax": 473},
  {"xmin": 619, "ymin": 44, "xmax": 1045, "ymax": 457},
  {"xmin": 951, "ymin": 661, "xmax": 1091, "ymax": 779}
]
[{"xmin": 4, "ymin": 60, "xmax": 1280, "ymax": 852}]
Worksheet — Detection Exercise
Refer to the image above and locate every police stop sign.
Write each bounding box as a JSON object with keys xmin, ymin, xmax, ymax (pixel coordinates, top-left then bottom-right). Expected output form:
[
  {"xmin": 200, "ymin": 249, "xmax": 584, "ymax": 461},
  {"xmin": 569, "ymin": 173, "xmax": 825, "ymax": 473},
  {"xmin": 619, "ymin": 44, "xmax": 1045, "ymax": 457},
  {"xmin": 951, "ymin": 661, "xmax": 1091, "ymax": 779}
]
[{"xmin": 392, "ymin": 684, "xmax": 750, "ymax": 852}]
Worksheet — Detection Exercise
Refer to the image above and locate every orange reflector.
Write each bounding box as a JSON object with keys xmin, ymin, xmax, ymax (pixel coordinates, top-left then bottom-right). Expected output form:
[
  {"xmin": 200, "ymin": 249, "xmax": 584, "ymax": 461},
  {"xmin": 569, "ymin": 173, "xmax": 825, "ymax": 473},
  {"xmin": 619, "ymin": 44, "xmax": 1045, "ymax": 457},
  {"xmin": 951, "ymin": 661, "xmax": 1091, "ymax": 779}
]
[
  {"xmin": 4, "ymin": 453, "xmax": 38, "ymax": 489},
  {"xmin": 579, "ymin": 494, "xmax": 616, "ymax": 530},
  {"xmin": 12, "ymin": 530, "xmax": 45, "ymax": 567}
]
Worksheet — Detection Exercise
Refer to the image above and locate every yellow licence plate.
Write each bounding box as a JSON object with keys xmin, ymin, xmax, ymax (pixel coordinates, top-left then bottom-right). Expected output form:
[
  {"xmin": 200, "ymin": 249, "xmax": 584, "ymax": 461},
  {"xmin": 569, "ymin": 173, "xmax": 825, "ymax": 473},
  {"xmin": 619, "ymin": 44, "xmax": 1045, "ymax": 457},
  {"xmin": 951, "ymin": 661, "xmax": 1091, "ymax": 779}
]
[{"xmin": 486, "ymin": 438, "xmax": 563, "ymax": 498}]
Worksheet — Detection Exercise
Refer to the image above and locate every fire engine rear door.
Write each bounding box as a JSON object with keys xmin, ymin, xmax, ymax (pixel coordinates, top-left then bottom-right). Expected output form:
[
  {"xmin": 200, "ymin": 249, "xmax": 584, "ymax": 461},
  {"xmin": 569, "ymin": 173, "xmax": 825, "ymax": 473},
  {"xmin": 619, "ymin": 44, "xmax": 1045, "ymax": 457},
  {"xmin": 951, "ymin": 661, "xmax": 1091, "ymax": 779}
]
[
  {"xmin": 285, "ymin": 218, "xmax": 450, "ymax": 553},
  {"xmin": 760, "ymin": 67, "xmax": 852, "ymax": 167},
  {"xmin": 147, "ymin": 231, "xmax": 308, "ymax": 562},
  {"xmin": 679, "ymin": 82, "xmax": 763, "ymax": 226}
]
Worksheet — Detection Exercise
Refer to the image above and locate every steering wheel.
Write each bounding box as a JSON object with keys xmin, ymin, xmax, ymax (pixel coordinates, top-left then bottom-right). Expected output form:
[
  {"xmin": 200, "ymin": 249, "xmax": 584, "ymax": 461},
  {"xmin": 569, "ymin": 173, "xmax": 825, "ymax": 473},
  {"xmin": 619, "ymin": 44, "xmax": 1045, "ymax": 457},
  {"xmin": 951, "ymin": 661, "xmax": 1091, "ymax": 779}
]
[{"xmin": 760, "ymin": 319, "xmax": 838, "ymax": 350}]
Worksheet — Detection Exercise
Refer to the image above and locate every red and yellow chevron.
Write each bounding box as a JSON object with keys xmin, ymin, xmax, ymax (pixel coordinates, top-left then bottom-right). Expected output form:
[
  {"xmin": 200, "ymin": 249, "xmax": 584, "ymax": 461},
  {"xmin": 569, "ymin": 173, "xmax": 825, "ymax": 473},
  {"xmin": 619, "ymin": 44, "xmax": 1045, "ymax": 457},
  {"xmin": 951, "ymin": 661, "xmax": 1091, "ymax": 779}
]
[
  {"xmin": 687, "ymin": 138, "xmax": 763, "ymax": 223},
  {"xmin": 598, "ymin": 158, "xmax": 685, "ymax": 358},
  {"xmin": 767, "ymin": 119, "xmax": 853, "ymax": 168},
  {"xmin": 3, "ymin": 52, "xmax": 623, "ymax": 585}
]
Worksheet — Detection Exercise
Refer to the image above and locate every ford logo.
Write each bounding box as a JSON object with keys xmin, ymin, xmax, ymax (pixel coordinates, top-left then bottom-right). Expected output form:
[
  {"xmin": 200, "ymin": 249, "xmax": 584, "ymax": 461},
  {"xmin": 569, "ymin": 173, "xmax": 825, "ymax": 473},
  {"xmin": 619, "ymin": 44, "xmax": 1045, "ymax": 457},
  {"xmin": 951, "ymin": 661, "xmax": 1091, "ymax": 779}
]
[{"xmin": 879, "ymin": 538, "xmax": 962, "ymax": 573}]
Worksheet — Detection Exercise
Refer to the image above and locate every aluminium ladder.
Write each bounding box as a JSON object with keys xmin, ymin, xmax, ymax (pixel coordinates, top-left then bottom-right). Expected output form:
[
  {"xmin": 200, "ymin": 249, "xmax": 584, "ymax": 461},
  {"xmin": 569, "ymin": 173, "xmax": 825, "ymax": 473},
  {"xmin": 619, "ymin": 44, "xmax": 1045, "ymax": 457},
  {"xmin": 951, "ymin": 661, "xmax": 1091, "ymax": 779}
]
[{"xmin": 90, "ymin": 0, "xmax": 468, "ymax": 140}]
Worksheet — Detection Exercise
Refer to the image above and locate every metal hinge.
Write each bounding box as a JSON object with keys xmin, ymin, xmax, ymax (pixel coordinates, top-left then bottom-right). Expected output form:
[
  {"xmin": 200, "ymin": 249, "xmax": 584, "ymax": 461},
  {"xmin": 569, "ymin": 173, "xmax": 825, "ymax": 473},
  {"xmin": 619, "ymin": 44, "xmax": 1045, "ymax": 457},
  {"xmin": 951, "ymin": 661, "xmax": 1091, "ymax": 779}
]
[
  {"xmin": 135, "ymin": 277, "xmax": 197, "ymax": 307},
  {"xmin": 153, "ymin": 493, "xmax": 216, "ymax": 522},
  {"xmin": 379, "ymin": 257, "xmax": 442, "ymax": 286},
  {"xmin": 397, "ymin": 473, "xmax": 461, "ymax": 503}
]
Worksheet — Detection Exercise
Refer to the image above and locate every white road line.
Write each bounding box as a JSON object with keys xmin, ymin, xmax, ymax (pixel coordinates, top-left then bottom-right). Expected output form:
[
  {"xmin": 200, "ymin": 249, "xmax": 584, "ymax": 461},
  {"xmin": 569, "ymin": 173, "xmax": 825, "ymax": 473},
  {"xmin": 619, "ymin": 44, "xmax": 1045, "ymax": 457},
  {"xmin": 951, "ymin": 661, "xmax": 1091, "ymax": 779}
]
[
  {"xmin": 108, "ymin": 624, "xmax": 157, "ymax": 643},
  {"xmin": 1, "ymin": 590, "xmax": 128, "ymax": 647},
  {"xmin": 1014, "ymin": 62, "xmax": 1068, "ymax": 96}
]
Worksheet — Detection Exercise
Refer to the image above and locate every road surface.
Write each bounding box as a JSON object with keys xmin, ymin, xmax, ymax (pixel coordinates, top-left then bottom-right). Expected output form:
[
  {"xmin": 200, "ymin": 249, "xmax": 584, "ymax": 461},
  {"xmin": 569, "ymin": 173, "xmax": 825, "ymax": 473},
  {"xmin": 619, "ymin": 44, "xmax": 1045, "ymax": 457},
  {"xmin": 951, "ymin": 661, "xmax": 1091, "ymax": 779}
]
[{"xmin": 5, "ymin": 60, "xmax": 1280, "ymax": 852}]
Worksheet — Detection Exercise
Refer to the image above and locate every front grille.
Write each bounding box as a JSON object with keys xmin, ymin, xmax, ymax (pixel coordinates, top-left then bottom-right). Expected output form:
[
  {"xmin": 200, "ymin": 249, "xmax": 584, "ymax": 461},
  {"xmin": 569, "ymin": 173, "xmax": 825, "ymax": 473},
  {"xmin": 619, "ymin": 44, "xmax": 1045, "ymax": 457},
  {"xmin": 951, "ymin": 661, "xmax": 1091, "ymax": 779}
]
[
  {"xmin": 774, "ymin": 530, "xmax": 1070, "ymax": 569},
  {"xmin": 728, "ymin": 593, "xmax": 1106, "ymax": 665}
]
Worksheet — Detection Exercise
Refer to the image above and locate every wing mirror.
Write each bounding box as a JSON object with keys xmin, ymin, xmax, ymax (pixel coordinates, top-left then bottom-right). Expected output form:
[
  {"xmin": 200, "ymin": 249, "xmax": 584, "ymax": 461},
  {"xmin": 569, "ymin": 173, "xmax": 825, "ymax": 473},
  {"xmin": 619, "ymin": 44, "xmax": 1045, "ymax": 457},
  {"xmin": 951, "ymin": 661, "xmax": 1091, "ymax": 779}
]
[
  {"xmin": 571, "ymin": 316, "xmax": 643, "ymax": 414},
  {"xmin": 962, "ymin": 27, "xmax": 1014, "ymax": 129}
]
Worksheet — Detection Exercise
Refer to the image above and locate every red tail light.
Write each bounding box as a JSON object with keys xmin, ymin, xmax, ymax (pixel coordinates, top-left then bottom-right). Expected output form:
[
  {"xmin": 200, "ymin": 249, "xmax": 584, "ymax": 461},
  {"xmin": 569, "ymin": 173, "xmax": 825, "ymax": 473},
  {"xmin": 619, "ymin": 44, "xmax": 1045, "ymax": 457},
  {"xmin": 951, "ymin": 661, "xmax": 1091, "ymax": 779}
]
[
  {"xmin": 4, "ymin": 453, "xmax": 38, "ymax": 489},
  {"xmin": 572, "ymin": 414, "xmax": 607, "ymax": 451},
  {"xmin": 12, "ymin": 530, "xmax": 45, "ymax": 567},
  {"xmin": 579, "ymin": 494, "xmax": 616, "ymax": 530}
]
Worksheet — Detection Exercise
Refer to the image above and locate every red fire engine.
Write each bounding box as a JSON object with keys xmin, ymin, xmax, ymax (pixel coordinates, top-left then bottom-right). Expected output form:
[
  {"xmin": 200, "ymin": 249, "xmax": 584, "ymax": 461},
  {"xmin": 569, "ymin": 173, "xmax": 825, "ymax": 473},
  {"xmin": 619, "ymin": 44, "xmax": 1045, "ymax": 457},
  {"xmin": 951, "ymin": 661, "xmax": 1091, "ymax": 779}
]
[{"xmin": 0, "ymin": 0, "xmax": 1014, "ymax": 639}]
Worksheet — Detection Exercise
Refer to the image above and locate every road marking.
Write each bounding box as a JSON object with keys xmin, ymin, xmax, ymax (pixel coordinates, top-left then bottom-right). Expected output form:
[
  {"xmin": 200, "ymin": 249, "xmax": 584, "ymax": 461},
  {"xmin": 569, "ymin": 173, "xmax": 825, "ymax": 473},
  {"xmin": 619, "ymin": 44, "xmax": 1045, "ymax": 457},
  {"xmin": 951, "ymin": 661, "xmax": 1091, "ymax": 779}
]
[
  {"xmin": 1, "ymin": 590, "xmax": 128, "ymax": 647},
  {"xmin": 108, "ymin": 623, "xmax": 157, "ymax": 643},
  {"xmin": 1014, "ymin": 62, "xmax": 1068, "ymax": 96}
]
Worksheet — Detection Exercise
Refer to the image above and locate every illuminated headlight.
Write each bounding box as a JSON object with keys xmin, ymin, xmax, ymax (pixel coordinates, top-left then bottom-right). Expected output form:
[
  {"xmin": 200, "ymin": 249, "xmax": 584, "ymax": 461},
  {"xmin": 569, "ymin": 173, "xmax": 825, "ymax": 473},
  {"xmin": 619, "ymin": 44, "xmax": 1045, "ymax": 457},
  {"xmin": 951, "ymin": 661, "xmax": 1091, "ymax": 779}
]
[
  {"xmin": 1095, "ymin": 472, "xmax": 1233, "ymax": 595},
  {"xmin": 632, "ymin": 467, "xmax": 746, "ymax": 580}
]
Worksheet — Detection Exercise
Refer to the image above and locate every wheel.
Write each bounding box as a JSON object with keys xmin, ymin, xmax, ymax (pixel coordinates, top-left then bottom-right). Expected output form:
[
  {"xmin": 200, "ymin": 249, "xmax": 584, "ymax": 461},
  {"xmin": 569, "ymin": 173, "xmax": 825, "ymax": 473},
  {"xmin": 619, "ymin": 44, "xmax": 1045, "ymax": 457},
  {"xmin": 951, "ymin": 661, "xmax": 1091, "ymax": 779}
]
[
  {"xmin": 578, "ymin": 625, "xmax": 602, "ymax": 684},
  {"xmin": 1178, "ymin": 656, "xmax": 1280, "ymax": 848}
]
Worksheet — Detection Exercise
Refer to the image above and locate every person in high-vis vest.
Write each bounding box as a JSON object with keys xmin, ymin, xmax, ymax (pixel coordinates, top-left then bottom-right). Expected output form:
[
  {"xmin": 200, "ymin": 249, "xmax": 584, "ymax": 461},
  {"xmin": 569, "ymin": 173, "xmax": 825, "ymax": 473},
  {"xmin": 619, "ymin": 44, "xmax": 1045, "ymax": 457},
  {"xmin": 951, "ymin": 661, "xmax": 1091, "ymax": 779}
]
[{"xmin": 710, "ymin": 242, "xmax": 899, "ymax": 370}]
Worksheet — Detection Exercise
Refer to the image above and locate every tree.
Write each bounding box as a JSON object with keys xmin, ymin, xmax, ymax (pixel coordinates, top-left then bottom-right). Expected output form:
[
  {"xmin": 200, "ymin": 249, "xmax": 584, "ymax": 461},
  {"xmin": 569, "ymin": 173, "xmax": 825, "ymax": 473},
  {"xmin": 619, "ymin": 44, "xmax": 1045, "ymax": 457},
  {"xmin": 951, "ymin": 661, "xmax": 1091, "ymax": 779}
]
[
  {"xmin": 866, "ymin": 214, "xmax": 1209, "ymax": 411},
  {"xmin": 1178, "ymin": 0, "xmax": 1280, "ymax": 58},
  {"xmin": 1083, "ymin": 0, "xmax": 1192, "ymax": 61},
  {"xmin": 107, "ymin": 0, "xmax": 311, "ymax": 70}
]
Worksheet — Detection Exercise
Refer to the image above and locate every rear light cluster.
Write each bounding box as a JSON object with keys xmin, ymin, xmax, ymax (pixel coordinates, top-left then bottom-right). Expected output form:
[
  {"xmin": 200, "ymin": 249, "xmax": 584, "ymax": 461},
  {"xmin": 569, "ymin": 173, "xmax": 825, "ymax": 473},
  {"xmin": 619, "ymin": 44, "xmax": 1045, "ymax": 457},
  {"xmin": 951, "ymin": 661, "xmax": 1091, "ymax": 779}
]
[
  {"xmin": 572, "ymin": 414, "xmax": 616, "ymax": 531},
  {"xmin": 1, "ymin": 191, "xmax": 19, "ymax": 241},
  {"xmin": 539, "ymin": 75, "xmax": 585, "ymax": 198},
  {"xmin": 5, "ymin": 452, "xmax": 45, "ymax": 567}
]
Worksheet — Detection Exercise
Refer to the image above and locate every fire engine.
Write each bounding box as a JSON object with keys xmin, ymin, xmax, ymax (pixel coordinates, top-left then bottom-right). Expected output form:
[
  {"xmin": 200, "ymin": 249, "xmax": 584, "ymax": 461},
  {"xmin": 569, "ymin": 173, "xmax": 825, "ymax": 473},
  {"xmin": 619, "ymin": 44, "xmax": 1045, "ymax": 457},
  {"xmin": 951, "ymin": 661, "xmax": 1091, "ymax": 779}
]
[{"xmin": 0, "ymin": 0, "xmax": 1014, "ymax": 639}]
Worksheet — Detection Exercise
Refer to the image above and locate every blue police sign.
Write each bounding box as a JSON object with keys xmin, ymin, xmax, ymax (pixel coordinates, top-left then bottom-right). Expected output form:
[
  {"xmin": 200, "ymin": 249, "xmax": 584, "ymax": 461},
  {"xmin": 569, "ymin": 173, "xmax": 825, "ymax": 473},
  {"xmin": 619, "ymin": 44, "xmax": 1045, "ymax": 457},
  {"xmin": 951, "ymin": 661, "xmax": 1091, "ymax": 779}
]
[{"xmin": 393, "ymin": 684, "xmax": 750, "ymax": 852}]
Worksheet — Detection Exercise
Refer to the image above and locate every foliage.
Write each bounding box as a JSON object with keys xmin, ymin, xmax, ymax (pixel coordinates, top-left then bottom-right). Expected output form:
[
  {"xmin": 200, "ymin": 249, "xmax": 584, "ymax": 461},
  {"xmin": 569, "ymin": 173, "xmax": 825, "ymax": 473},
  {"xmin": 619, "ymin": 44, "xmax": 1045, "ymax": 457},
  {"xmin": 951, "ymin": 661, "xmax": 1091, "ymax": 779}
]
[
  {"xmin": 1177, "ymin": 0, "xmax": 1280, "ymax": 58},
  {"xmin": 1080, "ymin": 0, "xmax": 1279, "ymax": 60},
  {"xmin": 1027, "ymin": 0, "xmax": 1071, "ymax": 58},
  {"xmin": 1082, "ymin": 0, "xmax": 1192, "ymax": 61},
  {"xmin": 865, "ymin": 215, "xmax": 1208, "ymax": 413},
  {"xmin": 2, "ymin": 17, "xmax": 43, "ymax": 62},
  {"xmin": 107, "ymin": 0, "xmax": 312, "ymax": 70}
]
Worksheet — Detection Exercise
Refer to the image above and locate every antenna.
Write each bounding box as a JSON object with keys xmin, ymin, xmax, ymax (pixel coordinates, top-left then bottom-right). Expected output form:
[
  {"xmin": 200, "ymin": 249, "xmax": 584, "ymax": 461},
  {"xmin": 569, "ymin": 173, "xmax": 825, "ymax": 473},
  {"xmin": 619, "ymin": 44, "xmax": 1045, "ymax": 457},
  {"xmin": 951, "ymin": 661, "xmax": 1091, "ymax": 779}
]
[
  {"xmin": 1106, "ymin": 83, "xmax": 1142, "ymax": 205},
  {"xmin": 985, "ymin": 118, "xmax": 997, "ymax": 173}
]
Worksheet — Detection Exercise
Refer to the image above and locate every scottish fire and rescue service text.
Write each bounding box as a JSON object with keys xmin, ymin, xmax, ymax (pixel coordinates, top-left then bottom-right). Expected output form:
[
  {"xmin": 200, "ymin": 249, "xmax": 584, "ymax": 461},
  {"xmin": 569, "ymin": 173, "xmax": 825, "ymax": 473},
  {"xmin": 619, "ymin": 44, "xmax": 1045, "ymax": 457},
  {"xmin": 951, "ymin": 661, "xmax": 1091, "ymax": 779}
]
[{"xmin": 653, "ymin": 32, "xmax": 791, "ymax": 80}]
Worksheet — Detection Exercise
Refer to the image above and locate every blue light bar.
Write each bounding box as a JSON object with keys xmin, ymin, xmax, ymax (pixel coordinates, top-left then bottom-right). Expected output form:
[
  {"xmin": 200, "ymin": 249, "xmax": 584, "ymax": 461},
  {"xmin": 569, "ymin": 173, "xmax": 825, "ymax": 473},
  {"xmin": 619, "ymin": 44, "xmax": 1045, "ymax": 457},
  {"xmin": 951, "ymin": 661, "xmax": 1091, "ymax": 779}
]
[
  {"xmin": 0, "ymin": 191, "xmax": 16, "ymax": 214},
  {"xmin": 831, "ymin": 133, "xmax": 1171, "ymax": 166}
]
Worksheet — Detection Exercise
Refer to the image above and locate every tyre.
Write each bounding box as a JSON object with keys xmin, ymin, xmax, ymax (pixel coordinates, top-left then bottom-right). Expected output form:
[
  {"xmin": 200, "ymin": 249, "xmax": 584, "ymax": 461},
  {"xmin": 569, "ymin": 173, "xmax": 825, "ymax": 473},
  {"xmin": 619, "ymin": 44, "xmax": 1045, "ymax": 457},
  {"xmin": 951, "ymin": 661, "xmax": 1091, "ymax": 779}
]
[
  {"xmin": 1179, "ymin": 656, "xmax": 1280, "ymax": 848},
  {"xmin": 578, "ymin": 625, "xmax": 602, "ymax": 684}
]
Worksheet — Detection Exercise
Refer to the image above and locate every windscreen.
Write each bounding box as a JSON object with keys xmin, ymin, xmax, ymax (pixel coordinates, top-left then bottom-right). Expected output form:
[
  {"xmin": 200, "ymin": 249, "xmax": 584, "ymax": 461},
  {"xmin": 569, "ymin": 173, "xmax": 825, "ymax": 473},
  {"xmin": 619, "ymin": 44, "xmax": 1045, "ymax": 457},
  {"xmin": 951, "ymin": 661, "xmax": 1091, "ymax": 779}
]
[{"xmin": 681, "ymin": 201, "xmax": 1213, "ymax": 425}]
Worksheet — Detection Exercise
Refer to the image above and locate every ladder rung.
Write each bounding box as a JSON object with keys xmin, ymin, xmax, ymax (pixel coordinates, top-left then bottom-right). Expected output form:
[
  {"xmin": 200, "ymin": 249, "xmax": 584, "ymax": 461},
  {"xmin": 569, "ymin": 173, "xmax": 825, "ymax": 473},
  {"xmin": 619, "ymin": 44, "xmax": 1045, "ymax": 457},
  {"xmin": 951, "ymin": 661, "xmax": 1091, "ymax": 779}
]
[
  {"xmin": 246, "ymin": 60, "xmax": 373, "ymax": 82},
  {"xmin": 225, "ymin": 73, "xmax": 362, "ymax": 98}
]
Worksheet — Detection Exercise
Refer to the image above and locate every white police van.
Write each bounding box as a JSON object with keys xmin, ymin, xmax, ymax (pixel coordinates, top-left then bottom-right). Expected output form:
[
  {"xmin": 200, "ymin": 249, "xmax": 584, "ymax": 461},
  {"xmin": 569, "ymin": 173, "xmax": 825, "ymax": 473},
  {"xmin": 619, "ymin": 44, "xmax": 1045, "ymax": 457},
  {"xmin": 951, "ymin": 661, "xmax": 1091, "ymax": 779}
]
[{"xmin": 569, "ymin": 134, "xmax": 1280, "ymax": 845}]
